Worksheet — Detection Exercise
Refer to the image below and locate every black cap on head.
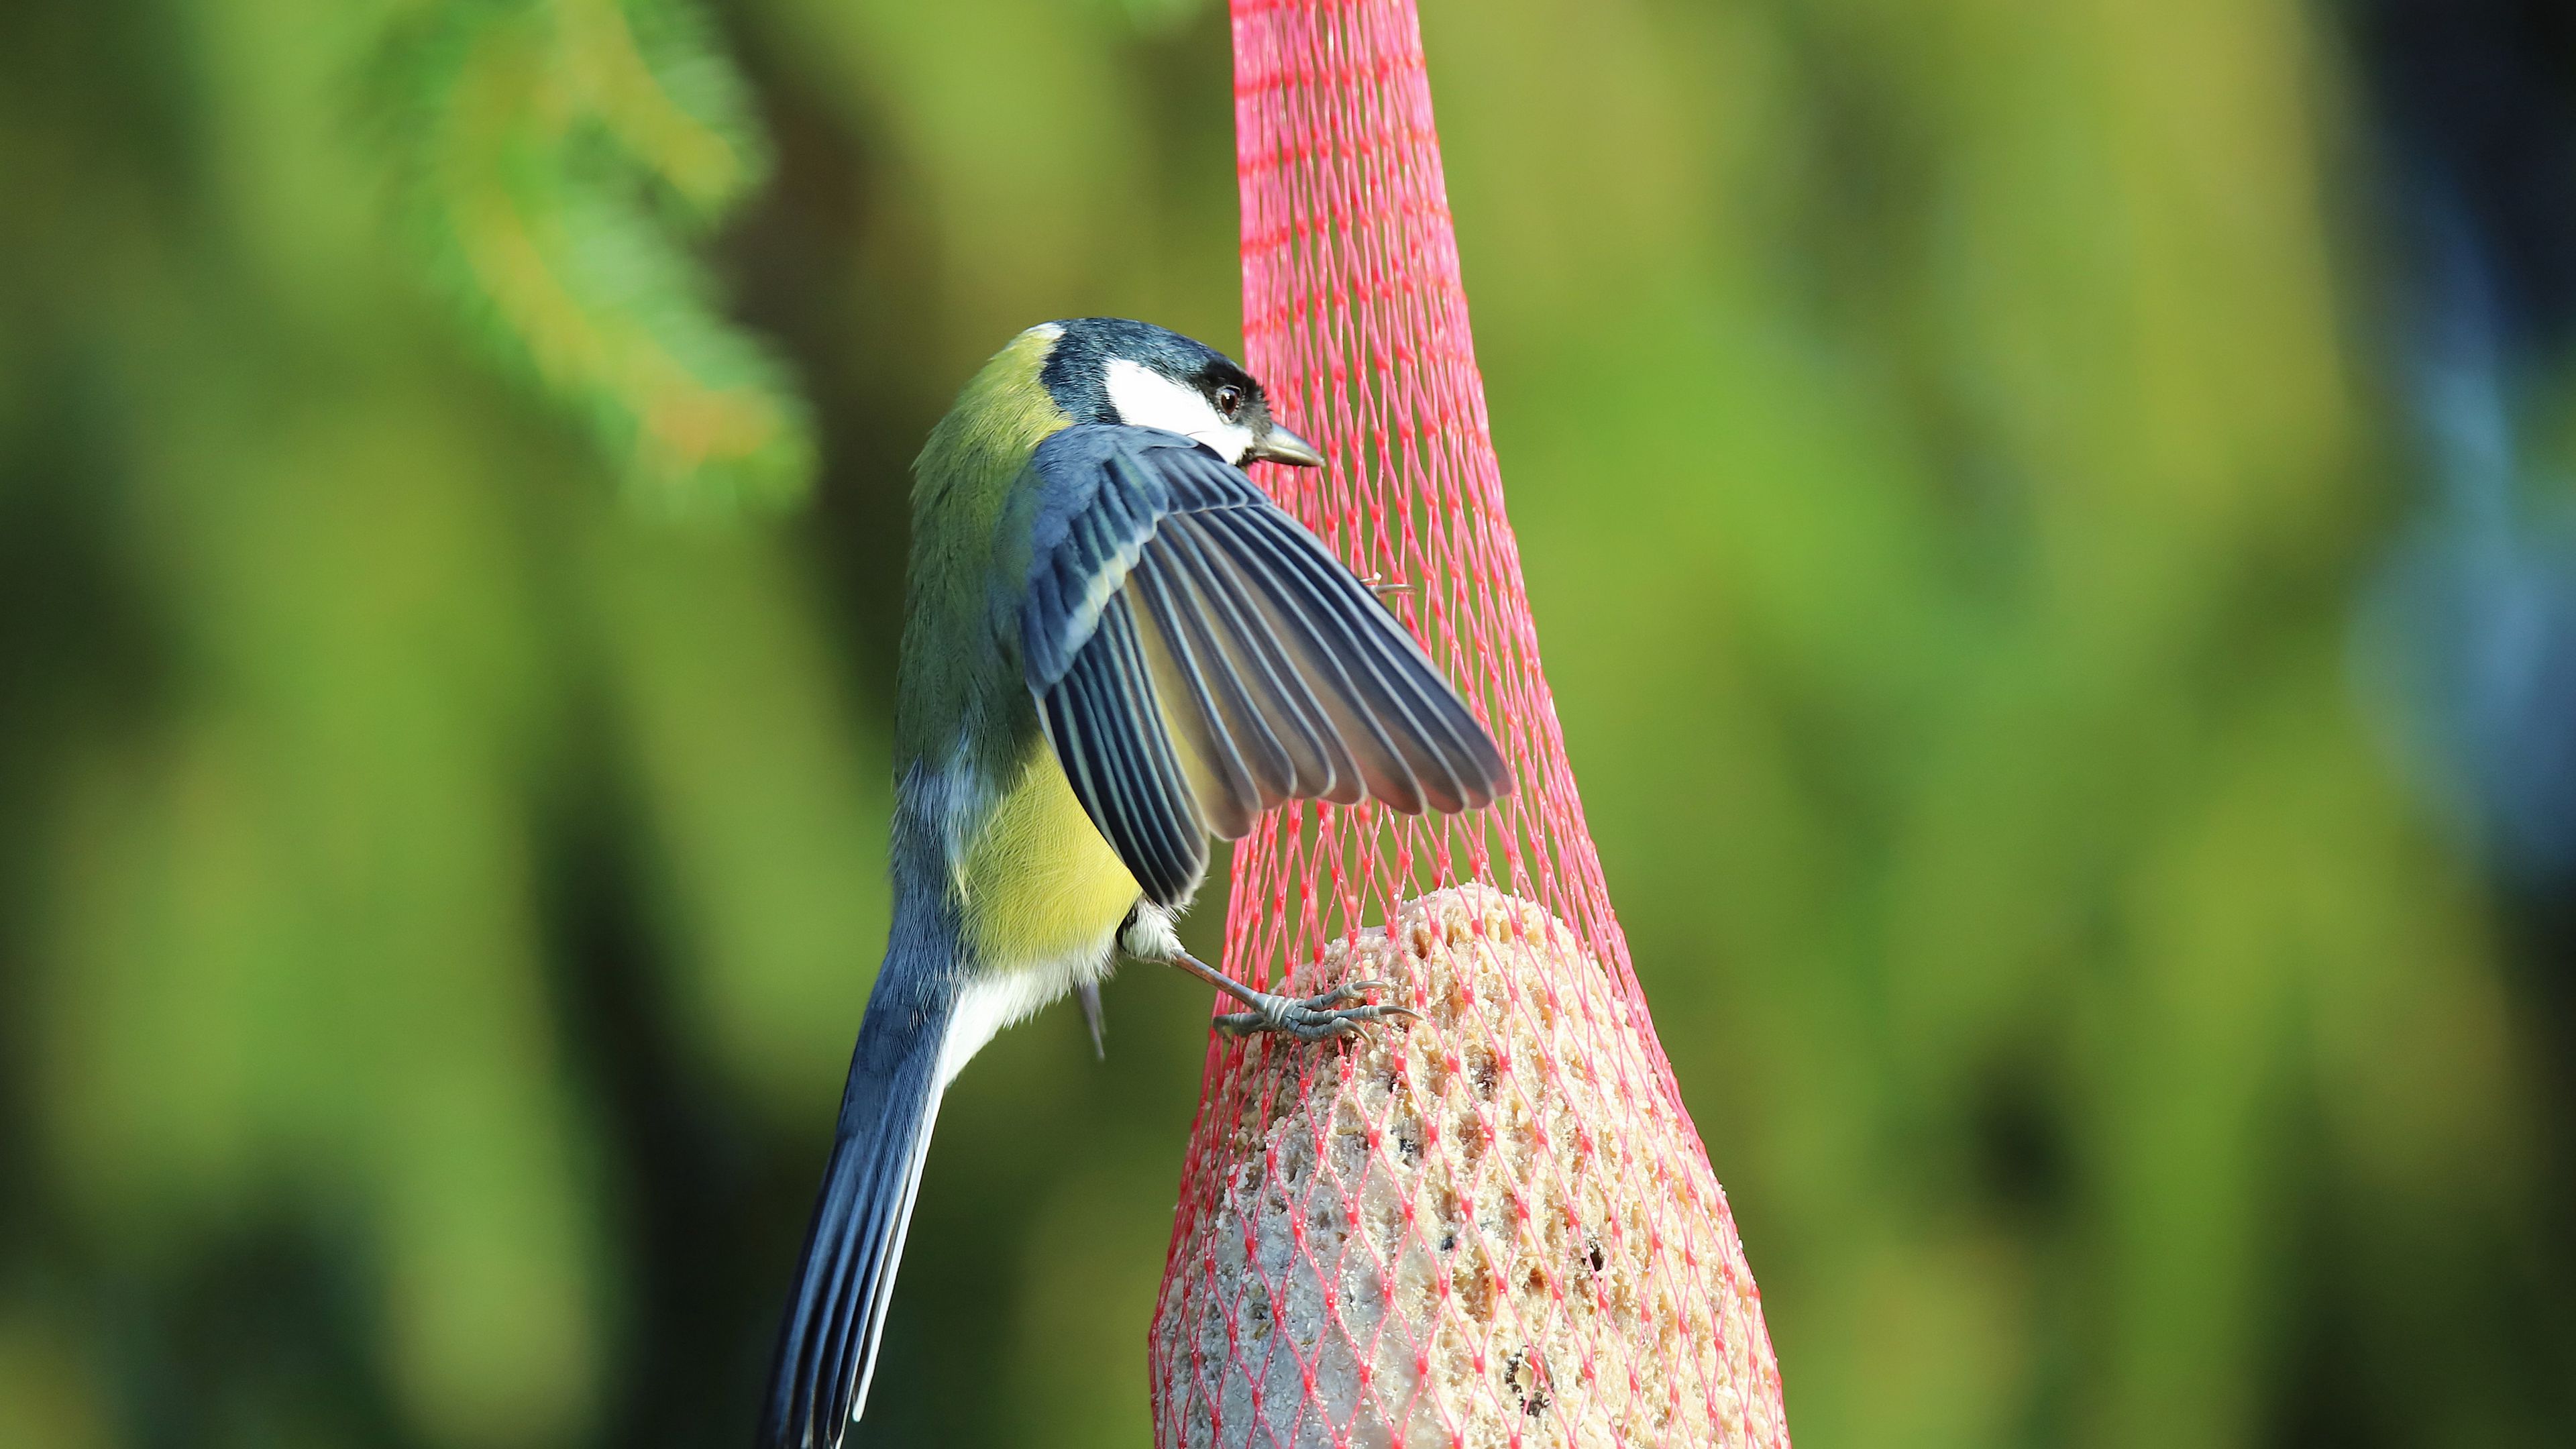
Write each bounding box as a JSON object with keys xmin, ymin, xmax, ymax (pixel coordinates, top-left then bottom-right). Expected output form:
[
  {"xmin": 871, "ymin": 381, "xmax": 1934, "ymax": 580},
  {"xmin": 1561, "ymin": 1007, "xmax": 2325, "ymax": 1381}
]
[
  {"xmin": 1038, "ymin": 319, "xmax": 1246, "ymax": 422},
  {"xmin": 1035, "ymin": 318, "xmax": 1322, "ymax": 468}
]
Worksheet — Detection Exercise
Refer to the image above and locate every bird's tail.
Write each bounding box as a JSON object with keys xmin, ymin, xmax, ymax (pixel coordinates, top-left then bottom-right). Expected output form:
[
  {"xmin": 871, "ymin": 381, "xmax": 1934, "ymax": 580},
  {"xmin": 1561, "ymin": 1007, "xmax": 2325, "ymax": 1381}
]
[{"xmin": 759, "ymin": 973, "xmax": 958, "ymax": 1449}]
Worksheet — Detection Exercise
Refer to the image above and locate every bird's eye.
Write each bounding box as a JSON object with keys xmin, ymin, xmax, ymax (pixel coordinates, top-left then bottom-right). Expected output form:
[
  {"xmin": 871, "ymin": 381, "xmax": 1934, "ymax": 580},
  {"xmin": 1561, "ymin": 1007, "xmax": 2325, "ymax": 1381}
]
[{"xmin": 1214, "ymin": 384, "xmax": 1244, "ymax": 419}]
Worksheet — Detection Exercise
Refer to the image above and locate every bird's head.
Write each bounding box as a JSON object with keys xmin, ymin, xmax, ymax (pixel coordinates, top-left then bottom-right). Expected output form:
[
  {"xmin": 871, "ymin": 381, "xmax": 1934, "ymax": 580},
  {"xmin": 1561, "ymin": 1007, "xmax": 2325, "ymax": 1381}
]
[{"xmin": 1032, "ymin": 318, "xmax": 1324, "ymax": 469}]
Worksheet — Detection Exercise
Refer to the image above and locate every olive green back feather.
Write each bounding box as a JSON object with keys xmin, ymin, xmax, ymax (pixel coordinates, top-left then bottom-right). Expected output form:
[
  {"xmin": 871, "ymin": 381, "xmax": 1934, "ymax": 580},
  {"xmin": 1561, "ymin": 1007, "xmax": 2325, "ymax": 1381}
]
[{"xmin": 896, "ymin": 327, "xmax": 1070, "ymax": 771}]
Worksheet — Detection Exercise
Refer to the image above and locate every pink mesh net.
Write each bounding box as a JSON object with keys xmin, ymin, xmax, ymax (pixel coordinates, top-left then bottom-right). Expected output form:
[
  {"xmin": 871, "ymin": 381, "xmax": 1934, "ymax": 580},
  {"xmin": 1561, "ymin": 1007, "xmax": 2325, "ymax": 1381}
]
[{"xmin": 1147, "ymin": 3, "xmax": 1791, "ymax": 1446}]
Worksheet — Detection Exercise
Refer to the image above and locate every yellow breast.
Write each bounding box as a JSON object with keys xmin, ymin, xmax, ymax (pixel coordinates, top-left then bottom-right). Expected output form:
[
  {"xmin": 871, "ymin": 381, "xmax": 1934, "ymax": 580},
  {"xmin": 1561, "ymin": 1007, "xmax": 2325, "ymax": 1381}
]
[{"xmin": 958, "ymin": 742, "xmax": 1142, "ymax": 969}]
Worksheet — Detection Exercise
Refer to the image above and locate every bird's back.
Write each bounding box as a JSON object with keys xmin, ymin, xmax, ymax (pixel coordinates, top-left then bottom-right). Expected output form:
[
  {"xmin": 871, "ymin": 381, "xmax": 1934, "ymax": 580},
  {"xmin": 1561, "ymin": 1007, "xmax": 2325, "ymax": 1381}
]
[{"xmin": 894, "ymin": 325, "xmax": 1071, "ymax": 776}]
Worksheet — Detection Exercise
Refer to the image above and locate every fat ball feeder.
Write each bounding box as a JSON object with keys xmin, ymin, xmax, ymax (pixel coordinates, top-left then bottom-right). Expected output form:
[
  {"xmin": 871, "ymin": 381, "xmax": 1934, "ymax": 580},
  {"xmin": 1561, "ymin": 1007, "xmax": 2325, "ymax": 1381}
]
[{"xmin": 1148, "ymin": 3, "xmax": 1792, "ymax": 1446}]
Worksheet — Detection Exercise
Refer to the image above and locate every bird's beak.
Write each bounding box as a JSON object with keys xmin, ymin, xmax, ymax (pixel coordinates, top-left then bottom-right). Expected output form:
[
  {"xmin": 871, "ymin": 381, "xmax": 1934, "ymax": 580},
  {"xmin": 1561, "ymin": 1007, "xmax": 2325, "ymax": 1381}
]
[{"xmin": 1246, "ymin": 423, "xmax": 1325, "ymax": 468}]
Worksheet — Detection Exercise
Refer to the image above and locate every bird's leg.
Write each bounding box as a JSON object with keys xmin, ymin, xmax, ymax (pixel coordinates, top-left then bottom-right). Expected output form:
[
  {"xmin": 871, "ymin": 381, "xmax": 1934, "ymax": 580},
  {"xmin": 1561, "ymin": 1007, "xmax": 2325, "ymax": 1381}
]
[
  {"xmin": 1356, "ymin": 572, "xmax": 1411, "ymax": 600},
  {"xmin": 1158, "ymin": 948, "xmax": 1419, "ymax": 1042}
]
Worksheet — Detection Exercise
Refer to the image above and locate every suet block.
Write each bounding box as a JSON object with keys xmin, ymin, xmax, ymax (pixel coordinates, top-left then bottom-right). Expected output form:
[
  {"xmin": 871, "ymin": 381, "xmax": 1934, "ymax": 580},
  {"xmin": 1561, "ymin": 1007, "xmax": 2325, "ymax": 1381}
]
[{"xmin": 1152, "ymin": 886, "xmax": 1789, "ymax": 1449}]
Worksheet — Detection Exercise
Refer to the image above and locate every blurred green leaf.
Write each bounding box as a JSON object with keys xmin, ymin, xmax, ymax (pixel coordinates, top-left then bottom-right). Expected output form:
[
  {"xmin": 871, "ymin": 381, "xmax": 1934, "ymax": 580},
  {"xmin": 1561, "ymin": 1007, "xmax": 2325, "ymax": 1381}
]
[{"xmin": 372, "ymin": 0, "xmax": 813, "ymax": 509}]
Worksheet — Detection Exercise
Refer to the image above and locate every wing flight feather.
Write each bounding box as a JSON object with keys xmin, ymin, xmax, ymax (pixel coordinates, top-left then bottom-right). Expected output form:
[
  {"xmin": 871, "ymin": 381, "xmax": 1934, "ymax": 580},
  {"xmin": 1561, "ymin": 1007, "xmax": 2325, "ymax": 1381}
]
[{"xmin": 1021, "ymin": 425, "xmax": 1508, "ymax": 907}]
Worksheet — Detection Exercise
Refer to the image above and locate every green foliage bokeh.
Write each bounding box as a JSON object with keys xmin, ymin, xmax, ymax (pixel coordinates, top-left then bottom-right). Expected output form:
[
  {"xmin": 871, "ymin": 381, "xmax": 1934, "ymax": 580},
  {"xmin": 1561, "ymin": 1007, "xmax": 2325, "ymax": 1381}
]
[{"xmin": 0, "ymin": 1, "xmax": 2568, "ymax": 1448}]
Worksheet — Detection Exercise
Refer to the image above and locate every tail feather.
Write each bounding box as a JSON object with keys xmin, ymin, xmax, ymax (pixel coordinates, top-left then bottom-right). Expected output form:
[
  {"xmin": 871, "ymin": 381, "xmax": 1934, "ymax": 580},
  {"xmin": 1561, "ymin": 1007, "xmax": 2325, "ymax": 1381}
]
[{"xmin": 759, "ymin": 987, "xmax": 955, "ymax": 1449}]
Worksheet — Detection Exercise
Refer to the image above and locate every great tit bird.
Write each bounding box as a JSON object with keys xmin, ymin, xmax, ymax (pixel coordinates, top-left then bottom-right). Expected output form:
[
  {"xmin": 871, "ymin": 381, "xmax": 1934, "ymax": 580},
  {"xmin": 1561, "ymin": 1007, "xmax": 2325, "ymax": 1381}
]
[{"xmin": 757, "ymin": 318, "xmax": 1509, "ymax": 1449}]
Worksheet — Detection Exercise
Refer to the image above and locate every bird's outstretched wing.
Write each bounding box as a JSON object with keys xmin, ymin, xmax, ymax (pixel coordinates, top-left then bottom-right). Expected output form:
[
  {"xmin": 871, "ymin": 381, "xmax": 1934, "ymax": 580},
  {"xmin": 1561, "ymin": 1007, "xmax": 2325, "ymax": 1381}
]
[{"xmin": 1018, "ymin": 425, "xmax": 1509, "ymax": 906}]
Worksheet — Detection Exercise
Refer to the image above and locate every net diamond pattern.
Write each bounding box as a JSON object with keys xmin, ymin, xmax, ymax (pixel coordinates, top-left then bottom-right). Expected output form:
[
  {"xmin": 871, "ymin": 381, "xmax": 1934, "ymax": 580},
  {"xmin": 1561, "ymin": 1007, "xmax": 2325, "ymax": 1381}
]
[{"xmin": 1147, "ymin": 3, "xmax": 1790, "ymax": 1446}]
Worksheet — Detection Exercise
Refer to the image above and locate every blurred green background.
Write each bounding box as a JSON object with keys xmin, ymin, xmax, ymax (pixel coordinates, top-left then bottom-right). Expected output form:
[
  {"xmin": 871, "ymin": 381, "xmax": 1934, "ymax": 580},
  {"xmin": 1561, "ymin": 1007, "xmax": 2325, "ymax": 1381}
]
[{"xmin": 3, "ymin": 1, "xmax": 2572, "ymax": 1446}]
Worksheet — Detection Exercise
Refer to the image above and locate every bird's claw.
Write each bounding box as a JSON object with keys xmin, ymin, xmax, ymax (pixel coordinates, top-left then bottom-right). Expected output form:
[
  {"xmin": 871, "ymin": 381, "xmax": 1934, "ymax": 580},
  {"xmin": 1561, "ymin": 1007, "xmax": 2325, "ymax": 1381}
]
[{"xmin": 1214, "ymin": 981, "xmax": 1420, "ymax": 1041}]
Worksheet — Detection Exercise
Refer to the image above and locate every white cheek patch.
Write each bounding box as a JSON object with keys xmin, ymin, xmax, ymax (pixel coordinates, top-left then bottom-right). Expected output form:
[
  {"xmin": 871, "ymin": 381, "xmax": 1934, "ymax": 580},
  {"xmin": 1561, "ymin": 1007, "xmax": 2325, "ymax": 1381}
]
[{"xmin": 1103, "ymin": 358, "xmax": 1255, "ymax": 464}]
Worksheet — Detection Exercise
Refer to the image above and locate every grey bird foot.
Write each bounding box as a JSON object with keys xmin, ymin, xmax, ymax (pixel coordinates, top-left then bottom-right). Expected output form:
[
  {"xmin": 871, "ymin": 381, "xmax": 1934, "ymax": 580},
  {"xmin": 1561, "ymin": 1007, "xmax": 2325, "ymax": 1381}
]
[{"xmin": 1213, "ymin": 980, "xmax": 1421, "ymax": 1041}]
